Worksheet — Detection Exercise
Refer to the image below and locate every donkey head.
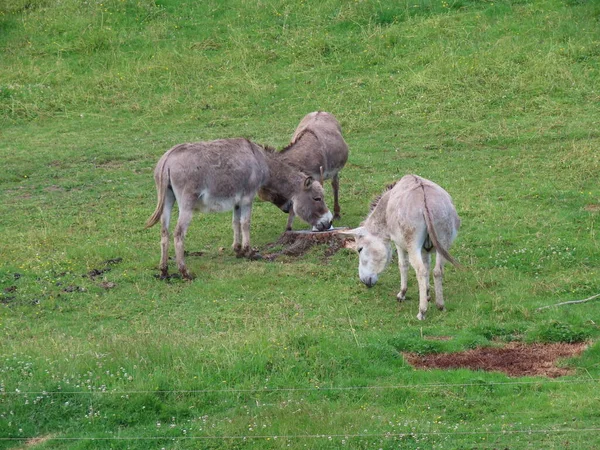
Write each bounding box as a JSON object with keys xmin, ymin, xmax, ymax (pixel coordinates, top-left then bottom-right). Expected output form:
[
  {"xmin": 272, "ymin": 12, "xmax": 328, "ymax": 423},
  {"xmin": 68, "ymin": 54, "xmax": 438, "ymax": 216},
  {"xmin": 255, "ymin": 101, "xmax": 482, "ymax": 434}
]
[
  {"xmin": 340, "ymin": 227, "xmax": 392, "ymax": 287},
  {"xmin": 292, "ymin": 176, "xmax": 333, "ymax": 231}
]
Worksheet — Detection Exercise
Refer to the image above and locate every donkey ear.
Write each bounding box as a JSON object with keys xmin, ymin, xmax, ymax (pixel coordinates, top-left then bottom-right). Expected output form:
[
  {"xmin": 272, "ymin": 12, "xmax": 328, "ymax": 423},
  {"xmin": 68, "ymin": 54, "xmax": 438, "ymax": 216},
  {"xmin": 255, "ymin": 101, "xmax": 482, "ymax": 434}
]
[
  {"xmin": 336, "ymin": 227, "xmax": 364, "ymax": 238},
  {"xmin": 303, "ymin": 176, "xmax": 313, "ymax": 190}
]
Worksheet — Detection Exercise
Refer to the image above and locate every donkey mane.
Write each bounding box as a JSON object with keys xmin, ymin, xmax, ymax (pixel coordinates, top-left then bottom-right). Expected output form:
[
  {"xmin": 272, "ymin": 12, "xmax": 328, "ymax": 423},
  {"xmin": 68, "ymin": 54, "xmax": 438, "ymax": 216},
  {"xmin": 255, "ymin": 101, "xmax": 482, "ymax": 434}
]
[
  {"xmin": 281, "ymin": 128, "xmax": 318, "ymax": 153},
  {"xmin": 369, "ymin": 181, "xmax": 398, "ymax": 211},
  {"xmin": 258, "ymin": 143, "xmax": 277, "ymax": 153}
]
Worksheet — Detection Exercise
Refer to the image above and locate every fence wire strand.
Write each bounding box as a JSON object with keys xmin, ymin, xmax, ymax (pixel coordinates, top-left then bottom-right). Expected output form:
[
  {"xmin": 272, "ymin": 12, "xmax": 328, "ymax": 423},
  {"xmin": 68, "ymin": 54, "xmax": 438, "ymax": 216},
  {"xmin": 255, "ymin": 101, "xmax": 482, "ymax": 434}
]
[
  {"xmin": 3, "ymin": 377, "xmax": 598, "ymax": 396},
  {"xmin": 2, "ymin": 428, "xmax": 600, "ymax": 442}
]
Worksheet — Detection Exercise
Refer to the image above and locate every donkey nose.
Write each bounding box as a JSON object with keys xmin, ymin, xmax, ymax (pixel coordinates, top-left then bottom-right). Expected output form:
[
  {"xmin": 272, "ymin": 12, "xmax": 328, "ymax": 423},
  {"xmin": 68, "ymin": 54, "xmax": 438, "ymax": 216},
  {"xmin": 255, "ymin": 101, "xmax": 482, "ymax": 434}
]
[
  {"xmin": 313, "ymin": 218, "xmax": 332, "ymax": 232},
  {"xmin": 317, "ymin": 211, "xmax": 334, "ymax": 231},
  {"xmin": 362, "ymin": 275, "xmax": 377, "ymax": 288}
]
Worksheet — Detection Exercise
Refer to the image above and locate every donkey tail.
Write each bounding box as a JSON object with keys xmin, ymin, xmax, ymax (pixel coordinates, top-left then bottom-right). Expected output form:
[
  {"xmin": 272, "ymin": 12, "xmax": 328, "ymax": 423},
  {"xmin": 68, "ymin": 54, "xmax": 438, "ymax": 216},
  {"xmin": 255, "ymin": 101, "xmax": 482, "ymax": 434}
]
[
  {"xmin": 421, "ymin": 189, "xmax": 461, "ymax": 269},
  {"xmin": 145, "ymin": 158, "xmax": 171, "ymax": 229}
]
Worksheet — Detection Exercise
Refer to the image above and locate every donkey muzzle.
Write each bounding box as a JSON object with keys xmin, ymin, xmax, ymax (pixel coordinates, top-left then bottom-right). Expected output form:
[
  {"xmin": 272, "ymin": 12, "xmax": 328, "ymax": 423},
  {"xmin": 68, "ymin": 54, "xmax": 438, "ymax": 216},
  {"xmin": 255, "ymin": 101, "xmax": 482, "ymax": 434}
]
[
  {"xmin": 312, "ymin": 211, "xmax": 333, "ymax": 232},
  {"xmin": 361, "ymin": 274, "xmax": 378, "ymax": 288}
]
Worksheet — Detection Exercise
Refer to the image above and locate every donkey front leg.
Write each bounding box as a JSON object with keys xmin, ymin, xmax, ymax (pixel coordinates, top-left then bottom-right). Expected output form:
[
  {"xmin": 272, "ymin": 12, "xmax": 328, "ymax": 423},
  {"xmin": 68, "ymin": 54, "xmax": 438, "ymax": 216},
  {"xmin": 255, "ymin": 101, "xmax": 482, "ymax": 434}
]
[
  {"xmin": 286, "ymin": 209, "xmax": 296, "ymax": 231},
  {"xmin": 332, "ymin": 173, "xmax": 341, "ymax": 220},
  {"xmin": 408, "ymin": 248, "xmax": 429, "ymax": 320},
  {"xmin": 396, "ymin": 245, "xmax": 409, "ymax": 302},
  {"xmin": 239, "ymin": 203, "xmax": 259, "ymax": 259}
]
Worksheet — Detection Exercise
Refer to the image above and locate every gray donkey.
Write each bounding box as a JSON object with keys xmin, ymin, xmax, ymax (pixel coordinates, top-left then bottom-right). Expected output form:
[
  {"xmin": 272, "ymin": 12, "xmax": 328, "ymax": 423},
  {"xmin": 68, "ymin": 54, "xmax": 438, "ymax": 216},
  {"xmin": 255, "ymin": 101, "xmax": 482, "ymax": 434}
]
[
  {"xmin": 341, "ymin": 175, "xmax": 461, "ymax": 320},
  {"xmin": 146, "ymin": 138, "xmax": 333, "ymax": 280},
  {"xmin": 272, "ymin": 112, "xmax": 348, "ymax": 230}
]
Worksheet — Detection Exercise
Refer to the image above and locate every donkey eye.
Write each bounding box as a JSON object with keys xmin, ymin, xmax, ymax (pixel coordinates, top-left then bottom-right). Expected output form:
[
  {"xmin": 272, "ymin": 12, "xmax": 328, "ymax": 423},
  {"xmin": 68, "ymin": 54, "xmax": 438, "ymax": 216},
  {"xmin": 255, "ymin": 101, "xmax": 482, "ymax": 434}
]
[
  {"xmin": 358, "ymin": 247, "xmax": 363, "ymax": 254},
  {"xmin": 313, "ymin": 197, "xmax": 322, "ymax": 202}
]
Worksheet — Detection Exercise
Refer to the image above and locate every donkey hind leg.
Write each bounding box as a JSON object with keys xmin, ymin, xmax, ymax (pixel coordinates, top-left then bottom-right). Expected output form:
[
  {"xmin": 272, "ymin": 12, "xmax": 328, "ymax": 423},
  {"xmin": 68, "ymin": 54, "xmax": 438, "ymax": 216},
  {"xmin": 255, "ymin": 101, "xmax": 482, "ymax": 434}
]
[
  {"xmin": 407, "ymin": 246, "xmax": 430, "ymax": 321},
  {"xmin": 421, "ymin": 248, "xmax": 432, "ymax": 302},
  {"xmin": 174, "ymin": 203, "xmax": 195, "ymax": 280},
  {"xmin": 396, "ymin": 245, "xmax": 409, "ymax": 302},
  {"xmin": 433, "ymin": 251, "xmax": 446, "ymax": 311},
  {"xmin": 232, "ymin": 205, "xmax": 243, "ymax": 256},
  {"xmin": 159, "ymin": 189, "xmax": 175, "ymax": 279},
  {"xmin": 332, "ymin": 173, "xmax": 341, "ymax": 220}
]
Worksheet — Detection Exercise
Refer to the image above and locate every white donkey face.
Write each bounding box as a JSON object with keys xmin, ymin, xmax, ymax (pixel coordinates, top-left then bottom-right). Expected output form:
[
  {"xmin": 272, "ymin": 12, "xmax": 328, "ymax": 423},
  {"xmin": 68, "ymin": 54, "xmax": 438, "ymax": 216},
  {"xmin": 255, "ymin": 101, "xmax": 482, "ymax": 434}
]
[{"xmin": 347, "ymin": 228, "xmax": 391, "ymax": 288}]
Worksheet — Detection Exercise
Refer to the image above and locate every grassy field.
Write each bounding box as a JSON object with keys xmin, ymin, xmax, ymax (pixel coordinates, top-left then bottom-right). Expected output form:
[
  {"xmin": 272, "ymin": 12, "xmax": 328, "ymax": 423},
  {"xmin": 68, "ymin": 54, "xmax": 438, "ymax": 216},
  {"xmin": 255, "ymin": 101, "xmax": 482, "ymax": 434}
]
[{"xmin": 1, "ymin": 0, "xmax": 600, "ymax": 448}]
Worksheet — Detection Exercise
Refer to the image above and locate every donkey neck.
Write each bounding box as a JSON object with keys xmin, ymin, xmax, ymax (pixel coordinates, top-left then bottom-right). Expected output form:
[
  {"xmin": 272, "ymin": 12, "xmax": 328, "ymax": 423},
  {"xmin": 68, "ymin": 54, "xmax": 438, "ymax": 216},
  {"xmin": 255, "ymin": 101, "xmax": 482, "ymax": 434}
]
[
  {"xmin": 263, "ymin": 151, "xmax": 306, "ymax": 198},
  {"xmin": 364, "ymin": 191, "xmax": 392, "ymax": 240},
  {"xmin": 279, "ymin": 130, "xmax": 323, "ymax": 169}
]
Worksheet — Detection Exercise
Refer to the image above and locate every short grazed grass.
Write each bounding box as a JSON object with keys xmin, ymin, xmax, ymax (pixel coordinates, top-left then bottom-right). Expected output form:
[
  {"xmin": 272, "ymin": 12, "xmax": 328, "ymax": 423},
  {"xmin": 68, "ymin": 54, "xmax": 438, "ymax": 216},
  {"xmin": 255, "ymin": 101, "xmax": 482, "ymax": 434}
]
[{"xmin": 1, "ymin": 0, "xmax": 599, "ymax": 448}]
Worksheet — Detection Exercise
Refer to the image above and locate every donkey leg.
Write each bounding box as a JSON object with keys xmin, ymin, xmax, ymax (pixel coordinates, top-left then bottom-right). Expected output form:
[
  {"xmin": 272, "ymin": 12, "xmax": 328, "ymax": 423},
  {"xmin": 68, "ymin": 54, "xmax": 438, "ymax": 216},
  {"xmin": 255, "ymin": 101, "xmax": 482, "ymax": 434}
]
[
  {"xmin": 396, "ymin": 245, "xmax": 409, "ymax": 302},
  {"xmin": 408, "ymin": 248, "xmax": 429, "ymax": 320},
  {"xmin": 332, "ymin": 174, "xmax": 341, "ymax": 220},
  {"xmin": 159, "ymin": 189, "xmax": 175, "ymax": 279},
  {"xmin": 239, "ymin": 203, "xmax": 259, "ymax": 259},
  {"xmin": 421, "ymin": 248, "xmax": 431, "ymax": 302},
  {"xmin": 433, "ymin": 251, "xmax": 446, "ymax": 311},
  {"xmin": 285, "ymin": 209, "xmax": 296, "ymax": 231},
  {"xmin": 174, "ymin": 207, "xmax": 194, "ymax": 280},
  {"xmin": 232, "ymin": 205, "xmax": 243, "ymax": 256}
]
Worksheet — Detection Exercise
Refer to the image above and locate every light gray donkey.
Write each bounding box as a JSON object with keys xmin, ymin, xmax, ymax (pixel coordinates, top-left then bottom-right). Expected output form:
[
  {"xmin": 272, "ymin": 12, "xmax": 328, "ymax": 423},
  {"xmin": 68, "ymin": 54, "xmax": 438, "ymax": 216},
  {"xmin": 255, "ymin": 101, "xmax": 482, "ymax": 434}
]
[
  {"xmin": 146, "ymin": 138, "xmax": 333, "ymax": 280},
  {"xmin": 341, "ymin": 175, "xmax": 461, "ymax": 320},
  {"xmin": 271, "ymin": 111, "xmax": 348, "ymax": 230}
]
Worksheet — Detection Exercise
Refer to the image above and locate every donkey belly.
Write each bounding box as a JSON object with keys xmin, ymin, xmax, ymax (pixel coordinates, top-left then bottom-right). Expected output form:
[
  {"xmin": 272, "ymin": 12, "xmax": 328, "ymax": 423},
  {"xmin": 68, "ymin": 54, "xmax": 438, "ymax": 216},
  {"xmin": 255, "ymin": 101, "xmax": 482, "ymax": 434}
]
[{"xmin": 194, "ymin": 191, "xmax": 255, "ymax": 213}]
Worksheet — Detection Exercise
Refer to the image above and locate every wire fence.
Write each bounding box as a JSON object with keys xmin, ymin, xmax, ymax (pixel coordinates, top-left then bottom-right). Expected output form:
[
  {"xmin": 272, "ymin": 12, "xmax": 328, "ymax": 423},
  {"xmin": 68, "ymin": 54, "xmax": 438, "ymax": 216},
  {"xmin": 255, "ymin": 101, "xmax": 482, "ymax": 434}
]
[
  {"xmin": 2, "ymin": 379, "xmax": 599, "ymax": 444},
  {"xmin": 2, "ymin": 428, "xmax": 600, "ymax": 443},
  {"xmin": 3, "ymin": 376, "xmax": 598, "ymax": 395}
]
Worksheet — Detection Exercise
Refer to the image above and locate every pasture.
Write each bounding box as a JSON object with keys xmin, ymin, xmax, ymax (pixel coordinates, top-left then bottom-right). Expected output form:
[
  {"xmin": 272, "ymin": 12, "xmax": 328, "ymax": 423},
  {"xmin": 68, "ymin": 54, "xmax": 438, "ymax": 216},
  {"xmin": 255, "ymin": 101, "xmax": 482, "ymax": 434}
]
[{"xmin": 1, "ymin": 0, "xmax": 599, "ymax": 448}]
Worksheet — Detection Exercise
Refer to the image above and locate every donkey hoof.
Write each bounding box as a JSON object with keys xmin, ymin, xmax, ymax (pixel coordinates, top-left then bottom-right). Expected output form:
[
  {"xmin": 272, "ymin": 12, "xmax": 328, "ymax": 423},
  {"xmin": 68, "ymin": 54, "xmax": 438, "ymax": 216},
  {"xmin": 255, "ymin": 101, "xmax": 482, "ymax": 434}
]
[
  {"xmin": 417, "ymin": 311, "xmax": 426, "ymax": 321},
  {"xmin": 397, "ymin": 290, "xmax": 407, "ymax": 302},
  {"xmin": 437, "ymin": 304, "xmax": 446, "ymax": 312},
  {"xmin": 181, "ymin": 270, "xmax": 195, "ymax": 281},
  {"xmin": 248, "ymin": 251, "xmax": 263, "ymax": 261}
]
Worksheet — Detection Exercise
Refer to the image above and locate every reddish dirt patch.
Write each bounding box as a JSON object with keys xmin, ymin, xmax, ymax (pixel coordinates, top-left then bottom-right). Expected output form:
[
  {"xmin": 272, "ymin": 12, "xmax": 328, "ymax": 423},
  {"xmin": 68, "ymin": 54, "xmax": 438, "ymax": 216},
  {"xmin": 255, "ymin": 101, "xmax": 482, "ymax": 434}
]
[{"xmin": 404, "ymin": 342, "xmax": 588, "ymax": 378}]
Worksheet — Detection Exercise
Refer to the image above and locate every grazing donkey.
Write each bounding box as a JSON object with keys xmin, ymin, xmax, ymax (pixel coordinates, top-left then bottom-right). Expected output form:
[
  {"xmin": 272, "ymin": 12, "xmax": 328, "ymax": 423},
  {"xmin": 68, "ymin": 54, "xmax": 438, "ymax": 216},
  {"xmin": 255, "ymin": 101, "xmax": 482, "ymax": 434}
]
[
  {"xmin": 146, "ymin": 138, "xmax": 333, "ymax": 280},
  {"xmin": 342, "ymin": 175, "xmax": 461, "ymax": 320},
  {"xmin": 274, "ymin": 111, "xmax": 348, "ymax": 230}
]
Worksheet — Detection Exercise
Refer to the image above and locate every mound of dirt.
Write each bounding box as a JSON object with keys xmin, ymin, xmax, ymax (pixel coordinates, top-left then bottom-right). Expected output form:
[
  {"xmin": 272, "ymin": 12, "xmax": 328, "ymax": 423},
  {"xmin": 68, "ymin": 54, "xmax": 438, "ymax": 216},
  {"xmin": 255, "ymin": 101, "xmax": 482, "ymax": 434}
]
[
  {"xmin": 262, "ymin": 228, "xmax": 354, "ymax": 259},
  {"xmin": 403, "ymin": 342, "xmax": 588, "ymax": 378}
]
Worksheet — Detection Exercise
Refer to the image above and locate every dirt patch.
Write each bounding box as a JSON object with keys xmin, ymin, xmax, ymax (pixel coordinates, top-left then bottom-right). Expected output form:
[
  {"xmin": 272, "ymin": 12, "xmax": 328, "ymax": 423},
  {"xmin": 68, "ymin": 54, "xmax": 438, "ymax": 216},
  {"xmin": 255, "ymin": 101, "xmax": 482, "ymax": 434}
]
[
  {"xmin": 85, "ymin": 257, "xmax": 123, "ymax": 279},
  {"xmin": 423, "ymin": 335, "xmax": 453, "ymax": 341},
  {"xmin": 17, "ymin": 435, "xmax": 54, "ymax": 449},
  {"xmin": 584, "ymin": 204, "xmax": 600, "ymax": 212},
  {"xmin": 403, "ymin": 342, "xmax": 588, "ymax": 378},
  {"xmin": 262, "ymin": 228, "xmax": 354, "ymax": 260},
  {"xmin": 43, "ymin": 185, "xmax": 64, "ymax": 193}
]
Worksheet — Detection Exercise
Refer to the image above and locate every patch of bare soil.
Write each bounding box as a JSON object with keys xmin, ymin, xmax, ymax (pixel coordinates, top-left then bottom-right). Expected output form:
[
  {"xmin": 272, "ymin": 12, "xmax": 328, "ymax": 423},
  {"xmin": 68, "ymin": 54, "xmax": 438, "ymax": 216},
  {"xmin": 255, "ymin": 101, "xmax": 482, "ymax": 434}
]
[
  {"xmin": 262, "ymin": 228, "xmax": 354, "ymax": 260},
  {"xmin": 584, "ymin": 204, "xmax": 600, "ymax": 212},
  {"xmin": 17, "ymin": 435, "xmax": 54, "ymax": 449},
  {"xmin": 404, "ymin": 342, "xmax": 588, "ymax": 378}
]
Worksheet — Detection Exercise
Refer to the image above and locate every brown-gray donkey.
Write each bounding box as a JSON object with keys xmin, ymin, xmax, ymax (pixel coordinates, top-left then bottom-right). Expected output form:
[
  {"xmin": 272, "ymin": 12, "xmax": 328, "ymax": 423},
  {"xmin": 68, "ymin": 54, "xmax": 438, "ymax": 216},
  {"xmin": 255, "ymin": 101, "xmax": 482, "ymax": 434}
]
[
  {"xmin": 268, "ymin": 111, "xmax": 348, "ymax": 230},
  {"xmin": 146, "ymin": 138, "xmax": 333, "ymax": 280}
]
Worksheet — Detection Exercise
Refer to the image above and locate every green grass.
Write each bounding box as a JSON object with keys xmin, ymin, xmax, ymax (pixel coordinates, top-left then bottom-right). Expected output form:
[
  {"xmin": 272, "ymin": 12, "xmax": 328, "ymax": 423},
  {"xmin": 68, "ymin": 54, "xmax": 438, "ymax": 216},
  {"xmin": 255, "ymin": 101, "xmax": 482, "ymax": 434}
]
[{"xmin": 1, "ymin": 0, "xmax": 600, "ymax": 448}]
